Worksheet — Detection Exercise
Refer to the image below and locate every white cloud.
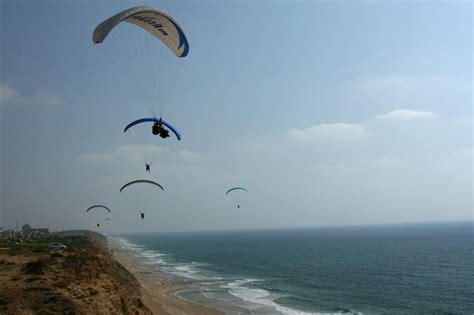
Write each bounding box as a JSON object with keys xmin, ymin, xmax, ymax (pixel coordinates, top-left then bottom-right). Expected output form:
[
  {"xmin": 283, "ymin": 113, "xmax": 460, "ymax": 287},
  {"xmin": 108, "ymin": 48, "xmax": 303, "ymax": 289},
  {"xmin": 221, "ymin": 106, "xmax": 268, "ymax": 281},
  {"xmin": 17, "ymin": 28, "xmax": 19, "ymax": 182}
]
[
  {"xmin": 356, "ymin": 75, "xmax": 443, "ymax": 90},
  {"xmin": 26, "ymin": 90, "xmax": 64, "ymax": 107},
  {"xmin": 78, "ymin": 145, "xmax": 169, "ymax": 164},
  {"xmin": 77, "ymin": 145, "xmax": 211, "ymax": 166},
  {"xmin": 178, "ymin": 149, "xmax": 213, "ymax": 162},
  {"xmin": 288, "ymin": 123, "xmax": 367, "ymax": 142},
  {"xmin": 310, "ymin": 157, "xmax": 405, "ymax": 175},
  {"xmin": 310, "ymin": 164, "xmax": 353, "ymax": 174},
  {"xmin": 453, "ymin": 148, "xmax": 473, "ymax": 158},
  {"xmin": 0, "ymin": 83, "xmax": 18, "ymax": 105},
  {"xmin": 374, "ymin": 109, "xmax": 438, "ymax": 121},
  {"xmin": 363, "ymin": 157, "xmax": 406, "ymax": 168},
  {"xmin": 0, "ymin": 81, "xmax": 64, "ymax": 107}
]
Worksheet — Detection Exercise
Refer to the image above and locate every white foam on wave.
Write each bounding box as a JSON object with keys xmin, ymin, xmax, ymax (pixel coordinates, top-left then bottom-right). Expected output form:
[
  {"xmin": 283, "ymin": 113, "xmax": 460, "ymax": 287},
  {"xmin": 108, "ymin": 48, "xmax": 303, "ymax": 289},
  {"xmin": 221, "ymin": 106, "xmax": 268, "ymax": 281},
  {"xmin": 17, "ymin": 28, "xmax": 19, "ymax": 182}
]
[
  {"xmin": 175, "ymin": 265, "xmax": 198, "ymax": 273},
  {"xmin": 224, "ymin": 279, "xmax": 323, "ymax": 315},
  {"xmin": 170, "ymin": 262, "xmax": 212, "ymax": 280},
  {"xmin": 137, "ymin": 250, "xmax": 168, "ymax": 266},
  {"xmin": 112, "ymin": 237, "xmax": 215, "ymax": 280},
  {"xmin": 141, "ymin": 250, "xmax": 167, "ymax": 262},
  {"xmin": 112, "ymin": 237, "xmax": 355, "ymax": 315},
  {"xmin": 114, "ymin": 237, "xmax": 144, "ymax": 252},
  {"xmin": 112, "ymin": 237, "xmax": 169, "ymax": 267}
]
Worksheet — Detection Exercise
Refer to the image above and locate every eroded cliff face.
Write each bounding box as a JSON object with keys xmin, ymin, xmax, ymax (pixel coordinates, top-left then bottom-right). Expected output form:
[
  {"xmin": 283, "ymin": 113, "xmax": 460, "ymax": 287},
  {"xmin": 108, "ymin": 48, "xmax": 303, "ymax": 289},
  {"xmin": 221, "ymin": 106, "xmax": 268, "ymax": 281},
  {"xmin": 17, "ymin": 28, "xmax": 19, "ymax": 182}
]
[{"xmin": 0, "ymin": 234, "xmax": 152, "ymax": 315}]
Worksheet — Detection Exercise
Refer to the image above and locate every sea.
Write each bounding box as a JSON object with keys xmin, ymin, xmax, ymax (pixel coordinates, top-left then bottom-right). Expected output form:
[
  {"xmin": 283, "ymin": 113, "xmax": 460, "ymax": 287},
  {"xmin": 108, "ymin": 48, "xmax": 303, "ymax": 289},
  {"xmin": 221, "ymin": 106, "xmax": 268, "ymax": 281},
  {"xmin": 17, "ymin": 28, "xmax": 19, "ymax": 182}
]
[{"xmin": 111, "ymin": 221, "xmax": 473, "ymax": 314}]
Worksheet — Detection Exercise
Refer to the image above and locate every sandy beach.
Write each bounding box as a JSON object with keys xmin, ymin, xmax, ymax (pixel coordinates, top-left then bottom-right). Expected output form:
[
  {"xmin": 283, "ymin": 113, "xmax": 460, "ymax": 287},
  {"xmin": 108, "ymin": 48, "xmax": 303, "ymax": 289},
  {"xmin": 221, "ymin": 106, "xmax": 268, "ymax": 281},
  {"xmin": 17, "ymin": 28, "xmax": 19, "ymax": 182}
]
[{"xmin": 109, "ymin": 238, "xmax": 224, "ymax": 315}]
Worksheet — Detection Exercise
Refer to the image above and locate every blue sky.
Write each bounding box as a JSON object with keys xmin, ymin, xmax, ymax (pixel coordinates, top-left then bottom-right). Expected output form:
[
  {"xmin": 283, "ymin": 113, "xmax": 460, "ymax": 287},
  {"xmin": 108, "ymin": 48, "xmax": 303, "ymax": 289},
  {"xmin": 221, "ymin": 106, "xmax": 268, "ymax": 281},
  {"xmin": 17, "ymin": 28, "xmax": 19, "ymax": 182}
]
[{"xmin": 0, "ymin": 0, "xmax": 472, "ymax": 232}]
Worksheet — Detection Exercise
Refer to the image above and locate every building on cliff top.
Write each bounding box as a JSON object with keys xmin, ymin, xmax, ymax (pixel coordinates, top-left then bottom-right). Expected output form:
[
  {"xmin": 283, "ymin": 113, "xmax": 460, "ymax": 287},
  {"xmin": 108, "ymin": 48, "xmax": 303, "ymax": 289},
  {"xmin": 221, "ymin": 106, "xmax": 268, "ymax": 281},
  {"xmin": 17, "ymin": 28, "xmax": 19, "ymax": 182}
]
[{"xmin": 22, "ymin": 224, "xmax": 50, "ymax": 238}]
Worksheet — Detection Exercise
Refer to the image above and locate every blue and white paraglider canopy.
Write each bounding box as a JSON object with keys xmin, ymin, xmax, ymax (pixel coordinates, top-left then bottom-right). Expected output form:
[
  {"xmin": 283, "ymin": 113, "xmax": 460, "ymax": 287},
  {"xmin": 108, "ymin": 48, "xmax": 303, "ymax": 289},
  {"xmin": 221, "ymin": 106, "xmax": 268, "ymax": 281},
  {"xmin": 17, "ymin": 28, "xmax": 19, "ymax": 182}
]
[{"xmin": 93, "ymin": 6, "xmax": 189, "ymax": 58}]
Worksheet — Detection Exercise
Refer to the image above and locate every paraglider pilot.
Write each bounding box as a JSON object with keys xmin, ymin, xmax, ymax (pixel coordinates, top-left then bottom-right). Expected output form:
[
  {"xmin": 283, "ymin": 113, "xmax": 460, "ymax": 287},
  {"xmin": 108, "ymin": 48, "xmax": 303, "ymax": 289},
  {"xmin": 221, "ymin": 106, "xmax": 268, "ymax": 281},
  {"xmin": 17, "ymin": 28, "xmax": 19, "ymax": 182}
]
[
  {"xmin": 152, "ymin": 121, "xmax": 170, "ymax": 139},
  {"xmin": 145, "ymin": 163, "xmax": 151, "ymax": 172},
  {"xmin": 141, "ymin": 212, "xmax": 145, "ymax": 220},
  {"xmin": 97, "ymin": 223, "xmax": 100, "ymax": 228}
]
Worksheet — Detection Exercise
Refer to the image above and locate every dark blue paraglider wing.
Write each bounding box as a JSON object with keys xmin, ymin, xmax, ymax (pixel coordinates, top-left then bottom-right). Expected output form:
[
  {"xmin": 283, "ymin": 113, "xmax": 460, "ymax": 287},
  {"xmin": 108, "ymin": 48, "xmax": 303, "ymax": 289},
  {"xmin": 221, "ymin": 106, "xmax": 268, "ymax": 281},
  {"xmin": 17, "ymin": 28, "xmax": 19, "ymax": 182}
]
[
  {"xmin": 225, "ymin": 187, "xmax": 248, "ymax": 195},
  {"xmin": 123, "ymin": 117, "xmax": 182, "ymax": 140},
  {"xmin": 123, "ymin": 118, "xmax": 155, "ymax": 132},
  {"xmin": 119, "ymin": 179, "xmax": 164, "ymax": 192},
  {"xmin": 86, "ymin": 205, "xmax": 112, "ymax": 213}
]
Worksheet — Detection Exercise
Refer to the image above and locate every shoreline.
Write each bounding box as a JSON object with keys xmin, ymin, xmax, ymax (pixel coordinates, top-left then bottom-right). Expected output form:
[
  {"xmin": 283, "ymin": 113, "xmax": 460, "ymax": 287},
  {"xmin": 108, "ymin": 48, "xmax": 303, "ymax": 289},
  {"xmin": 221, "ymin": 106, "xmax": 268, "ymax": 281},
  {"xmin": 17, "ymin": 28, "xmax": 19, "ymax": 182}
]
[{"xmin": 108, "ymin": 237, "xmax": 226, "ymax": 315}]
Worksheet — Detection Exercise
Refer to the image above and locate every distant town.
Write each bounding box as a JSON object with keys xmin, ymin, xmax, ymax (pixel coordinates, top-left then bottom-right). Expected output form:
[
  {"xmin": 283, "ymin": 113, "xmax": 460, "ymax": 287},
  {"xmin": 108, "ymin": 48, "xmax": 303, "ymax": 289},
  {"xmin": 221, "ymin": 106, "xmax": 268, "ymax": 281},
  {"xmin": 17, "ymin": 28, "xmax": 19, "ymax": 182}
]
[{"xmin": 0, "ymin": 224, "xmax": 91, "ymax": 244}]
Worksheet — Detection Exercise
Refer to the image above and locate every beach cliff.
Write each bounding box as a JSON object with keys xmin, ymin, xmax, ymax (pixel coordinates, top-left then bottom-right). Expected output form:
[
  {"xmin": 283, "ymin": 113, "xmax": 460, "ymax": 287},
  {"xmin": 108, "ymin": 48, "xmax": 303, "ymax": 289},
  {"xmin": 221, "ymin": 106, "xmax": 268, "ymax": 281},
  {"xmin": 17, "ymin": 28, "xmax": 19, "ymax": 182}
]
[
  {"xmin": 0, "ymin": 232, "xmax": 150, "ymax": 314},
  {"xmin": 0, "ymin": 232, "xmax": 224, "ymax": 315}
]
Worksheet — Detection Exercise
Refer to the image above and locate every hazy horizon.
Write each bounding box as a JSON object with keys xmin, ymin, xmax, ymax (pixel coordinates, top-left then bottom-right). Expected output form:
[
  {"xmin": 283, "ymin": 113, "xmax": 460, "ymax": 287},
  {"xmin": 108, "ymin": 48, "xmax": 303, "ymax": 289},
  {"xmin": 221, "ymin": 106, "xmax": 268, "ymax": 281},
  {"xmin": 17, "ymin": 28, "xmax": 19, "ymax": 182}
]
[{"xmin": 1, "ymin": 0, "xmax": 472, "ymax": 233}]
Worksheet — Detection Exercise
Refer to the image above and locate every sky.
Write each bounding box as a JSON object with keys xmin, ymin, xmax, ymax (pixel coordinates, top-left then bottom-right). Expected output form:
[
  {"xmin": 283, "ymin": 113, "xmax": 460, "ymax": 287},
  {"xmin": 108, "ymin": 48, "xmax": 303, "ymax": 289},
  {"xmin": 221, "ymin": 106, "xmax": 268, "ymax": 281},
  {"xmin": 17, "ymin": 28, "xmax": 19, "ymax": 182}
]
[{"xmin": 0, "ymin": 0, "xmax": 472, "ymax": 233}]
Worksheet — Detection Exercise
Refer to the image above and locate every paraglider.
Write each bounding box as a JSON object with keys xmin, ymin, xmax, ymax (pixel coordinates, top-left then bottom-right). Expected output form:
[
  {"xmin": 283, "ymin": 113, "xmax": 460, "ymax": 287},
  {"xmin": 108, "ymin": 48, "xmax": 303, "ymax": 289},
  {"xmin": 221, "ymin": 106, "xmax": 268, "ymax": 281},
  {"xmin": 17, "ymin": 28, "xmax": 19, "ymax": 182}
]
[
  {"xmin": 124, "ymin": 117, "xmax": 181, "ymax": 170},
  {"xmin": 119, "ymin": 179, "xmax": 164, "ymax": 192},
  {"xmin": 124, "ymin": 117, "xmax": 182, "ymax": 140},
  {"xmin": 226, "ymin": 187, "xmax": 248, "ymax": 208},
  {"xmin": 93, "ymin": 6, "xmax": 190, "ymax": 58},
  {"xmin": 86, "ymin": 205, "xmax": 112, "ymax": 213},
  {"xmin": 120, "ymin": 180, "xmax": 164, "ymax": 219},
  {"xmin": 87, "ymin": 205, "xmax": 110, "ymax": 228},
  {"xmin": 93, "ymin": 6, "xmax": 189, "ymax": 174},
  {"xmin": 93, "ymin": 6, "xmax": 187, "ymax": 225}
]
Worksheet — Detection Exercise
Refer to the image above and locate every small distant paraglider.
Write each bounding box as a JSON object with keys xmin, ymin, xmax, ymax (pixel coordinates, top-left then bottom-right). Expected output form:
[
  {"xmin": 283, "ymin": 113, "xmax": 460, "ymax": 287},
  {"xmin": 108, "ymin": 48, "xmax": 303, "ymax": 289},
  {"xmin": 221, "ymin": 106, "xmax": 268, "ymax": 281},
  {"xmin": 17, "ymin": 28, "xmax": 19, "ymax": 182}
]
[
  {"xmin": 119, "ymin": 179, "xmax": 164, "ymax": 220},
  {"xmin": 87, "ymin": 205, "xmax": 111, "ymax": 229},
  {"xmin": 226, "ymin": 187, "xmax": 248, "ymax": 208},
  {"xmin": 86, "ymin": 205, "xmax": 112, "ymax": 213}
]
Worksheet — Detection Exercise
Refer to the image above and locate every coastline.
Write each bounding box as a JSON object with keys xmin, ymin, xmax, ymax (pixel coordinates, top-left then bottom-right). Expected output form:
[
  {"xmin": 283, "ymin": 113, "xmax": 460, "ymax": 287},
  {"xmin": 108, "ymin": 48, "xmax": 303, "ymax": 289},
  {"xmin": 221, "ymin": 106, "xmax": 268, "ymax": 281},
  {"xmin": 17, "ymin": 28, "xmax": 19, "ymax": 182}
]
[{"xmin": 108, "ymin": 237, "xmax": 225, "ymax": 315}]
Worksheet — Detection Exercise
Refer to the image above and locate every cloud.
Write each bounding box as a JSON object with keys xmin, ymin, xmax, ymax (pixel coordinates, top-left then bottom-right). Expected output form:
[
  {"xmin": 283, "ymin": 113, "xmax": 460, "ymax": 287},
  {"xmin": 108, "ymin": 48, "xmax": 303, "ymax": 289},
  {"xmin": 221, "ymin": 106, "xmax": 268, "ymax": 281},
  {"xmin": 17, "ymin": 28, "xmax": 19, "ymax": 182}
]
[
  {"xmin": 288, "ymin": 123, "xmax": 367, "ymax": 142},
  {"xmin": 77, "ymin": 145, "xmax": 212, "ymax": 167},
  {"xmin": 355, "ymin": 75, "xmax": 443, "ymax": 90},
  {"xmin": 78, "ymin": 145, "xmax": 168, "ymax": 164},
  {"xmin": 310, "ymin": 164, "xmax": 353, "ymax": 174},
  {"xmin": 453, "ymin": 148, "xmax": 473, "ymax": 158},
  {"xmin": 0, "ymin": 83, "xmax": 18, "ymax": 105},
  {"xmin": 26, "ymin": 90, "xmax": 64, "ymax": 107},
  {"xmin": 310, "ymin": 157, "xmax": 405, "ymax": 175},
  {"xmin": 363, "ymin": 157, "xmax": 406, "ymax": 168},
  {"xmin": 374, "ymin": 109, "xmax": 438, "ymax": 121},
  {"xmin": 177, "ymin": 149, "xmax": 213, "ymax": 162},
  {"xmin": 0, "ymin": 81, "xmax": 64, "ymax": 107}
]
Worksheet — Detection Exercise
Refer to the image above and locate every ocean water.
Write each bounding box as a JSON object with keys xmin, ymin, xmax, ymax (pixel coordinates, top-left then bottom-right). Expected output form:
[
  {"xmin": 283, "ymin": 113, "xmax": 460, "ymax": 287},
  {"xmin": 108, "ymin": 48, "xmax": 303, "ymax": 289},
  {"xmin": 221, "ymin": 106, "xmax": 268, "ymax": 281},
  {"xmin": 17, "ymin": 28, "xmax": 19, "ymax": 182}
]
[{"xmin": 113, "ymin": 222, "xmax": 473, "ymax": 314}]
